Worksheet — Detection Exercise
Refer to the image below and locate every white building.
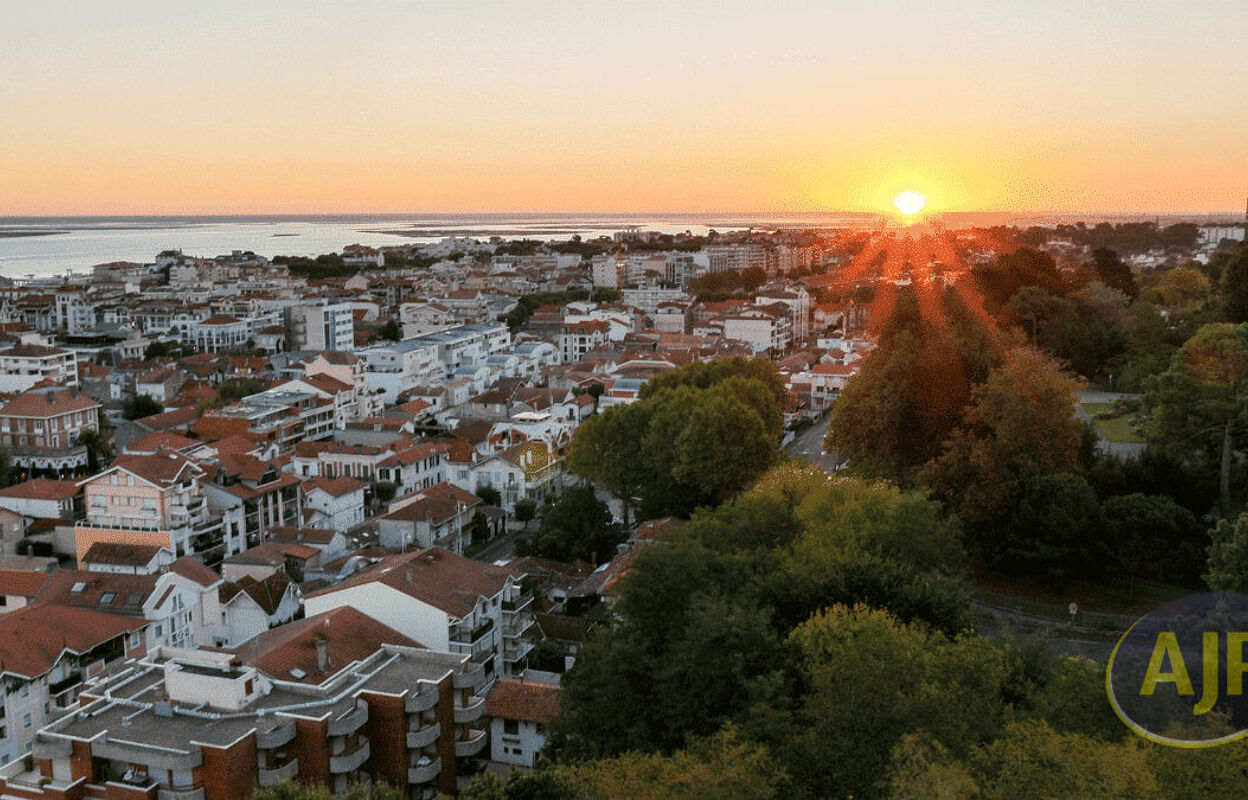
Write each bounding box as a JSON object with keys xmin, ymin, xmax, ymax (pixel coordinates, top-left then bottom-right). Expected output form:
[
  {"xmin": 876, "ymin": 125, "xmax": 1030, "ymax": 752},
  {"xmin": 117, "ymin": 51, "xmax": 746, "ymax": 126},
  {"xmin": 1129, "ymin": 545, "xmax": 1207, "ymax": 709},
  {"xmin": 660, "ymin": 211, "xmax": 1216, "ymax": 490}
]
[
  {"xmin": 305, "ymin": 547, "xmax": 536, "ymax": 689},
  {"xmin": 485, "ymin": 680, "xmax": 560, "ymax": 768},
  {"xmin": 0, "ymin": 344, "xmax": 78, "ymax": 392}
]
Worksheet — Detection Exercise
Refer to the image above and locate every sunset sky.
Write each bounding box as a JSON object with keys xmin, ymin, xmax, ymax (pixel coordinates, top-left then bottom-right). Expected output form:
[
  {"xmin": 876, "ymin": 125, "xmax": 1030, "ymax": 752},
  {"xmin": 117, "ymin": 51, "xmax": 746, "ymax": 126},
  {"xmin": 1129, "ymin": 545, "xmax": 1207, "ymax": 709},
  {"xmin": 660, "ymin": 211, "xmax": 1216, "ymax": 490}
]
[{"xmin": 3, "ymin": 1, "xmax": 1245, "ymax": 216}]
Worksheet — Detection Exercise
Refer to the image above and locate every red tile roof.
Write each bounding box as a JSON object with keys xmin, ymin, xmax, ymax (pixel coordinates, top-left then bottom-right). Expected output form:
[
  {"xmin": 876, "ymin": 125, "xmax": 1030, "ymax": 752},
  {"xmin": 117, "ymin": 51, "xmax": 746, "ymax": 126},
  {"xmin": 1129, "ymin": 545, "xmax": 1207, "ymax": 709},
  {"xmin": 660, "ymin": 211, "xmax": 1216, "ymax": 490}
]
[
  {"xmin": 167, "ymin": 556, "xmax": 221, "ymax": 587},
  {"xmin": 303, "ymin": 476, "xmax": 367, "ymax": 498},
  {"xmin": 0, "ymin": 386, "xmax": 99, "ymax": 418},
  {"xmin": 309, "ymin": 547, "xmax": 511, "ymax": 618},
  {"xmin": 198, "ymin": 314, "xmax": 243, "ymax": 325},
  {"xmin": 105, "ymin": 449, "xmax": 201, "ymax": 488},
  {"xmin": 124, "ymin": 431, "xmax": 198, "ymax": 454},
  {"xmin": 0, "ymin": 478, "xmax": 79, "ymax": 501},
  {"xmin": 219, "ymin": 572, "xmax": 295, "ymax": 614},
  {"xmin": 0, "ymin": 569, "xmax": 53, "ymax": 598},
  {"xmin": 81, "ymin": 542, "xmax": 168, "ymax": 568},
  {"xmin": 484, "ymin": 680, "xmax": 561, "ymax": 724},
  {"xmin": 225, "ymin": 540, "xmax": 320, "ymax": 566},
  {"xmin": 0, "ymin": 605, "xmax": 145, "ymax": 677},
  {"xmin": 233, "ymin": 607, "xmax": 423, "ymax": 682}
]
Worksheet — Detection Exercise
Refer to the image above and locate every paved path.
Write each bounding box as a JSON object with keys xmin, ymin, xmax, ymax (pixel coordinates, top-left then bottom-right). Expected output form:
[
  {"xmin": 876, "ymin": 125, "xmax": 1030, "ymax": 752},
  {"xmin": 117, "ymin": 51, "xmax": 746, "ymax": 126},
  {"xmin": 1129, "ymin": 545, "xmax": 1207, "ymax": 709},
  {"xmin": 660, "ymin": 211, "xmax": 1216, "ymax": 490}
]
[{"xmin": 784, "ymin": 414, "xmax": 846, "ymax": 472}]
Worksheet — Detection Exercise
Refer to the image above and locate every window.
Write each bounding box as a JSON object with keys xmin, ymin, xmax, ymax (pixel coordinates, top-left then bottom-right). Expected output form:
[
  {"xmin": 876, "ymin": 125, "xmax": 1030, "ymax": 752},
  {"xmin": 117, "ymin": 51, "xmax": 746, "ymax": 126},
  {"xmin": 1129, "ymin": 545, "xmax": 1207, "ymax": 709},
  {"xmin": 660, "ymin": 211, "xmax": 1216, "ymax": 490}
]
[
  {"xmin": 503, "ymin": 719, "xmax": 519, "ymax": 735},
  {"xmin": 19, "ymin": 685, "xmax": 29, "ymax": 699},
  {"xmin": 98, "ymin": 592, "xmax": 116, "ymax": 605},
  {"xmin": 20, "ymin": 714, "xmax": 30, "ymax": 730}
]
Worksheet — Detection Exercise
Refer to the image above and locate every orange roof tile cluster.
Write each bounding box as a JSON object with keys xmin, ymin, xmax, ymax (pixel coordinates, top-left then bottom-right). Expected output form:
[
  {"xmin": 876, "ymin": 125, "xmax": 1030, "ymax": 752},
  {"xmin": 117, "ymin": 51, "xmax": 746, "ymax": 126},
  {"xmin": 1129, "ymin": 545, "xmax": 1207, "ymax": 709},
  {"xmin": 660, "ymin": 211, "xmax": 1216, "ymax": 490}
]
[
  {"xmin": 219, "ymin": 572, "xmax": 295, "ymax": 614},
  {"xmin": 484, "ymin": 680, "xmax": 561, "ymax": 724},
  {"xmin": 233, "ymin": 607, "xmax": 423, "ymax": 682},
  {"xmin": 0, "ymin": 605, "xmax": 146, "ymax": 677},
  {"xmin": 0, "ymin": 569, "xmax": 54, "ymax": 598},
  {"xmin": 80, "ymin": 542, "xmax": 168, "ymax": 568},
  {"xmin": 303, "ymin": 475, "xmax": 367, "ymax": 498},
  {"xmin": 0, "ymin": 478, "xmax": 80, "ymax": 501},
  {"xmin": 310, "ymin": 546, "xmax": 510, "ymax": 618},
  {"xmin": 0, "ymin": 386, "xmax": 99, "ymax": 418}
]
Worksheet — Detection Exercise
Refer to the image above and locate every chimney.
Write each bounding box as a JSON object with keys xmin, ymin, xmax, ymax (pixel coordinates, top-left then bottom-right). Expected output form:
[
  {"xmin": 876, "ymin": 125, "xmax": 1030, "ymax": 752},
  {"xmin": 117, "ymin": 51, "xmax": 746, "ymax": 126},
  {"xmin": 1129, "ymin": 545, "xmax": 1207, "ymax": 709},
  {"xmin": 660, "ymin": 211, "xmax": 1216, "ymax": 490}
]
[
  {"xmin": 406, "ymin": 569, "xmax": 414, "ymax": 583},
  {"xmin": 314, "ymin": 635, "xmax": 329, "ymax": 674}
]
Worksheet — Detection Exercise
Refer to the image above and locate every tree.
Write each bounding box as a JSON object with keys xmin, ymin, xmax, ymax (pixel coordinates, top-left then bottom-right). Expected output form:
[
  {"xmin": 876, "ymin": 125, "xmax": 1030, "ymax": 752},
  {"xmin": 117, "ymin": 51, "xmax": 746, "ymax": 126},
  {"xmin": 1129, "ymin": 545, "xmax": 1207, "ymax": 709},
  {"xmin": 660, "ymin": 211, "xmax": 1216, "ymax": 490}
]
[
  {"xmin": 0, "ymin": 446, "xmax": 13, "ymax": 489},
  {"xmin": 373, "ymin": 481, "xmax": 397, "ymax": 505},
  {"xmin": 1101, "ymin": 493, "xmax": 1204, "ymax": 593},
  {"xmin": 475, "ymin": 485, "xmax": 501, "ymax": 507},
  {"xmin": 469, "ymin": 510, "xmax": 491, "ymax": 544},
  {"xmin": 968, "ymin": 721, "xmax": 1158, "ymax": 799},
  {"xmin": 1219, "ymin": 244, "xmax": 1248, "ymax": 322},
  {"xmin": 514, "ymin": 498, "xmax": 537, "ymax": 529},
  {"xmin": 77, "ymin": 430, "xmax": 113, "ymax": 475},
  {"xmin": 378, "ymin": 318, "xmax": 402, "ymax": 342},
  {"xmin": 1204, "ymin": 512, "xmax": 1248, "ymax": 593},
  {"xmin": 1148, "ymin": 322, "xmax": 1248, "ymax": 516},
  {"xmin": 518, "ymin": 485, "xmax": 624, "ymax": 564},
  {"xmin": 122, "ymin": 394, "xmax": 163, "ymax": 421},
  {"xmin": 567, "ymin": 401, "xmax": 652, "ymax": 526},
  {"xmin": 1091, "ymin": 248, "xmax": 1138, "ymax": 298},
  {"xmin": 586, "ymin": 381, "xmax": 604, "ymax": 413},
  {"xmin": 570, "ymin": 359, "xmax": 785, "ymax": 521},
  {"xmin": 561, "ymin": 728, "xmax": 782, "ymax": 800},
  {"xmin": 923, "ymin": 348, "xmax": 1085, "ymax": 554},
  {"xmin": 1000, "ymin": 473, "xmax": 1102, "ymax": 584},
  {"xmin": 768, "ymin": 604, "xmax": 1011, "ymax": 799},
  {"xmin": 252, "ymin": 782, "xmax": 404, "ymax": 800}
]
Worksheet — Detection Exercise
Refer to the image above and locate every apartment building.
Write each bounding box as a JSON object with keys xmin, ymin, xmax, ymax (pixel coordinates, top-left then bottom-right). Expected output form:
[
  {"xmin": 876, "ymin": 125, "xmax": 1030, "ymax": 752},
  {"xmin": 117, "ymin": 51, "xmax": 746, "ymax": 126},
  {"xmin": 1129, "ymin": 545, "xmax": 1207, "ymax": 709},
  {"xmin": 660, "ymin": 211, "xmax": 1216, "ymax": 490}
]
[
  {"xmin": 284, "ymin": 302, "xmax": 355, "ymax": 352},
  {"xmin": 378, "ymin": 483, "xmax": 480, "ymax": 555},
  {"xmin": 75, "ymin": 449, "xmax": 245, "ymax": 568},
  {"xmin": 0, "ymin": 605, "xmax": 148, "ymax": 766},
  {"xmin": 189, "ymin": 315, "xmax": 250, "ymax": 353},
  {"xmin": 0, "ymin": 609, "xmax": 488, "ymax": 800},
  {"xmin": 0, "ymin": 386, "xmax": 101, "ymax": 476},
  {"xmin": 0, "ymin": 345, "xmax": 78, "ymax": 392},
  {"xmin": 305, "ymin": 547, "xmax": 536, "ymax": 690}
]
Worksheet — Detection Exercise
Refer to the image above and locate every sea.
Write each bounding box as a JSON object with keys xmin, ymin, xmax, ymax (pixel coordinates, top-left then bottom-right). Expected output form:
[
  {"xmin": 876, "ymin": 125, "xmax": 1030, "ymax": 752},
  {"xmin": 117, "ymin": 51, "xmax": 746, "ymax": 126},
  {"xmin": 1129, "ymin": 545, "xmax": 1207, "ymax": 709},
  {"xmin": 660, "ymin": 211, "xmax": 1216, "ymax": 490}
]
[{"xmin": 0, "ymin": 211, "xmax": 1226, "ymax": 280}]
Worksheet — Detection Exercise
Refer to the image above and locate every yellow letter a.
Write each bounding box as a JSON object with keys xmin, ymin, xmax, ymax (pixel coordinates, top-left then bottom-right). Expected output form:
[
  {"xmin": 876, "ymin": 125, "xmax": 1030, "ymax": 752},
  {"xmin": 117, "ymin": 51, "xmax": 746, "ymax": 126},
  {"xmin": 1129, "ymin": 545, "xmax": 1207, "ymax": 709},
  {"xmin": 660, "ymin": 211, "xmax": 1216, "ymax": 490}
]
[{"xmin": 1140, "ymin": 632, "xmax": 1194, "ymax": 696}]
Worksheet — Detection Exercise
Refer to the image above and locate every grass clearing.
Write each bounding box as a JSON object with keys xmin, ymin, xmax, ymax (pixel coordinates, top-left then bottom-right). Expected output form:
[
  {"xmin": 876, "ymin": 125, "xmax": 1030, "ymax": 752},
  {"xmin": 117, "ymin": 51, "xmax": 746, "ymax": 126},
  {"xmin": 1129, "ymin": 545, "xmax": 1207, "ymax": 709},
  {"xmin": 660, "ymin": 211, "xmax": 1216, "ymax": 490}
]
[{"xmin": 1080, "ymin": 402, "xmax": 1146, "ymax": 444}]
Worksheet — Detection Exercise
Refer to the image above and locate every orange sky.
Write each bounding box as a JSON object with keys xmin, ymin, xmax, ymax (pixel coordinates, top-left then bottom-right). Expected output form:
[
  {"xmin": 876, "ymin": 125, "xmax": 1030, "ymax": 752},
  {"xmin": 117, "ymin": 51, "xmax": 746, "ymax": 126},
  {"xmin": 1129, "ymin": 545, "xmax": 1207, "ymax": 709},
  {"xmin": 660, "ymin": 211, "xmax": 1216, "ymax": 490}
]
[{"xmin": 2, "ymin": 2, "xmax": 1245, "ymax": 216}]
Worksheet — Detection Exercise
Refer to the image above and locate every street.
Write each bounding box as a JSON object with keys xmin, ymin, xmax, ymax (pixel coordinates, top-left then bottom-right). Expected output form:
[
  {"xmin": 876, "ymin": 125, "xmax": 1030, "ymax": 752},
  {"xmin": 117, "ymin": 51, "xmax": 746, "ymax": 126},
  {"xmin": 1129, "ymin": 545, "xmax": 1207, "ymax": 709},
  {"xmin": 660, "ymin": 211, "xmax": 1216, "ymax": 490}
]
[{"xmin": 785, "ymin": 413, "xmax": 845, "ymax": 472}]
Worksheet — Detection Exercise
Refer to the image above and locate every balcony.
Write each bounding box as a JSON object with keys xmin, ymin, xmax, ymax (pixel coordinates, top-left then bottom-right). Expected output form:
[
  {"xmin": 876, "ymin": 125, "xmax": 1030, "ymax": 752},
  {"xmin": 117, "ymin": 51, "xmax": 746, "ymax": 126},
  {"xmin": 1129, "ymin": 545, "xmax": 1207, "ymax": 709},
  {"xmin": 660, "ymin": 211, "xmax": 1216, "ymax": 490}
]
[
  {"xmin": 327, "ymin": 702, "xmax": 368, "ymax": 736},
  {"xmin": 157, "ymin": 787, "xmax": 205, "ymax": 800},
  {"xmin": 257, "ymin": 759, "xmax": 299, "ymax": 787},
  {"xmin": 407, "ymin": 757, "xmax": 441, "ymax": 785},
  {"xmin": 453, "ymin": 663, "xmax": 485, "ymax": 690},
  {"xmin": 93, "ymin": 739, "xmax": 202, "ymax": 772},
  {"xmin": 454, "ymin": 729, "xmax": 487, "ymax": 758},
  {"xmin": 256, "ymin": 719, "xmax": 296, "ymax": 749},
  {"xmin": 31, "ymin": 735, "xmax": 73, "ymax": 759},
  {"xmin": 329, "ymin": 741, "xmax": 370, "ymax": 773},
  {"xmin": 406, "ymin": 721, "xmax": 441, "ymax": 749},
  {"xmin": 502, "ymin": 615, "xmax": 535, "ymax": 638},
  {"xmin": 449, "ymin": 617, "xmax": 493, "ymax": 646},
  {"xmin": 502, "ymin": 593, "xmax": 533, "ymax": 614},
  {"xmin": 454, "ymin": 695, "xmax": 485, "ymax": 724},
  {"xmin": 503, "ymin": 640, "xmax": 533, "ymax": 663},
  {"xmin": 405, "ymin": 686, "xmax": 439, "ymax": 713}
]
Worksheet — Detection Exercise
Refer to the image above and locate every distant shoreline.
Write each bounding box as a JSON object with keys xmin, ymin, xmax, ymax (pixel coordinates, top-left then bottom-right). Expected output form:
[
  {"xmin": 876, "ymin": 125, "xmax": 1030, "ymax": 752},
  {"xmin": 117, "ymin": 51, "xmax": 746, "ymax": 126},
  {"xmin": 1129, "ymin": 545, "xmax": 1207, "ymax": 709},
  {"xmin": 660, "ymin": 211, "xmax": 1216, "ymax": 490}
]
[{"xmin": 0, "ymin": 230, "xmax": 68, "ymax": 238}]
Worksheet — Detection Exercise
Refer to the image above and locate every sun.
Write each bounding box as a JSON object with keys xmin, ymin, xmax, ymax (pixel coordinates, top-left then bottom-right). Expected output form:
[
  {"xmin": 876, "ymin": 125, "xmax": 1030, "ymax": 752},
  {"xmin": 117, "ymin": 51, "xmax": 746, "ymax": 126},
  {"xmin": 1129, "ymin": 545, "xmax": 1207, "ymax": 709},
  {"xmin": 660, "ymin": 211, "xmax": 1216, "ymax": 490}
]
[{"xmin": 892, "ymin": 190, "xmax": 927, "ymax": 216}]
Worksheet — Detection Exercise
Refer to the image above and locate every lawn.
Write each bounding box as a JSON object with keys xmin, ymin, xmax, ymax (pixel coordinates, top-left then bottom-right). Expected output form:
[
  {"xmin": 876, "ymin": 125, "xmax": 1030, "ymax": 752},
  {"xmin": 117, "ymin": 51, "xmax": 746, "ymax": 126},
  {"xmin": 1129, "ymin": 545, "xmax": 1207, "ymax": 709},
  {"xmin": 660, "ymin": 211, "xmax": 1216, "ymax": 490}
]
[{"xmin": 1080, "ymin": 402, "xmax": 1146, "ymax": 444}]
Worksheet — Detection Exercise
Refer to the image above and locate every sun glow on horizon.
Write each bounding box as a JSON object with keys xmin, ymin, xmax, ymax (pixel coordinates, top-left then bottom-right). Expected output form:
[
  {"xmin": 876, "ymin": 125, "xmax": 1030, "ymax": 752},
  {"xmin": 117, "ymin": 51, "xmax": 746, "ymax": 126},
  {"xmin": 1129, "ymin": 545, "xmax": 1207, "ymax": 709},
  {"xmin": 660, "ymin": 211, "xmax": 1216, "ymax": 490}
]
[{"xmin": 892, "ymin": 190, "xmax": 928, "ymax": 216}]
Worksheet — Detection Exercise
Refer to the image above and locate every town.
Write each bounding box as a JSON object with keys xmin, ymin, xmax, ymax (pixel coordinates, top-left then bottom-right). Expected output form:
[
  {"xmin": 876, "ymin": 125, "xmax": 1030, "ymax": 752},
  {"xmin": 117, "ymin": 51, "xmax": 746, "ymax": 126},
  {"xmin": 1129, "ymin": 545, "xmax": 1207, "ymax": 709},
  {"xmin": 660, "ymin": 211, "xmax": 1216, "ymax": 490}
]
[{"xmin": 0, "ymin": 212, "xmax": 1244, "ymax": 799}]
